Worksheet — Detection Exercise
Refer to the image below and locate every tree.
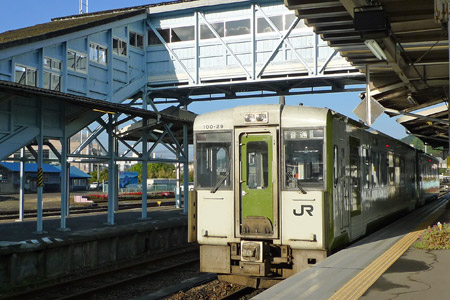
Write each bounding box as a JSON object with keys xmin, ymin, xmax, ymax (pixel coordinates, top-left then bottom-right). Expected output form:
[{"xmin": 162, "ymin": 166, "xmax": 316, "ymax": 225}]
[
  {"xmin": 401, "ymin": 135, "xmax": 442, "ymax": 157},
  {"xmin": 129, "ymin": 163, "xmax": 176, "ymax": 182},
  {"xmin": 88, "ymin": 167, "xmax": 108, "ymax": 183}
]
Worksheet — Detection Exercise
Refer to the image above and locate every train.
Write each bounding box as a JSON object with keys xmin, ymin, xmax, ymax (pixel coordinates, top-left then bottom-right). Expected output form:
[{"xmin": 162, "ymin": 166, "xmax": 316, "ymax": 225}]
[{"xmin": 190, "ymin": 104, "xmax": 439, "ymax": 288}]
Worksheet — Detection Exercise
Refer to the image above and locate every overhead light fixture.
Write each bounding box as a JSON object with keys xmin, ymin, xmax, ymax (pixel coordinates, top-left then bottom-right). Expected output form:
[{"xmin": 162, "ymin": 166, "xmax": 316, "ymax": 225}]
[
  {"xmin": 364, "ymin": 39, "xmax": 387, "ymax": 60},
  {"xmin": 354, "ymin": 6, "xmax": 389, "ymax": 39},
  {"xmin": 406, "ymin": 93, "xmax": 418, "ymax": 105}
]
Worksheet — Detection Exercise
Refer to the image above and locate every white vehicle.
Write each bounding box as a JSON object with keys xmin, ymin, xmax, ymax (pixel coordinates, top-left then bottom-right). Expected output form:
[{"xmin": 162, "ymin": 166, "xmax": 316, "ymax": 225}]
[
  {"xmin": 89, "ymin": 182, "xmax": 99, "ymax": 190},
  {"xmin": 191, "ymin": 104, "xmax": 439, "ymax": 288}
]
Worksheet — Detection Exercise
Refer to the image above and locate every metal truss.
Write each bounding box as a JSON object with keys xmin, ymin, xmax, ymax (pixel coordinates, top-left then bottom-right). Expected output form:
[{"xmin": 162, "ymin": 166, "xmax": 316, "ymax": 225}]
[{"xmin": 146, "ymin": 4, "xmax": 364, "ymax": 103}]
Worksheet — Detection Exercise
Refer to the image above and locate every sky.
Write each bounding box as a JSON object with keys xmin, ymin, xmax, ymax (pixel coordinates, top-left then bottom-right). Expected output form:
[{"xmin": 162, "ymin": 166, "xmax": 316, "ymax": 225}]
[{"xmin": 0, "ymin": 0, "xmax": 408, "ymax": 140}]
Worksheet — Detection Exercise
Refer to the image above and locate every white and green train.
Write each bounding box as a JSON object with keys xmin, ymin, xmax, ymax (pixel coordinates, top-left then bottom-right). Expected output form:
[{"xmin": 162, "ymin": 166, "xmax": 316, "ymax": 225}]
[{"xmin": 191, "ymin": 104, "xmax": 439, "ymax": 288}]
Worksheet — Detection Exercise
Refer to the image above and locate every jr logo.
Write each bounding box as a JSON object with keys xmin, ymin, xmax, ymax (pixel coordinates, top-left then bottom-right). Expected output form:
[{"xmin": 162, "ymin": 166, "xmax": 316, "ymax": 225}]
[{"xmin": 293, "ymin": 205, "xmax": 314, "ymax": 216}]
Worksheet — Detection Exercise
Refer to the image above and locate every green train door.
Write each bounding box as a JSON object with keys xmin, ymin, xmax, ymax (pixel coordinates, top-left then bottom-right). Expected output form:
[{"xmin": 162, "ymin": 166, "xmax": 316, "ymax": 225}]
[{"xmin": 236, "ymin": 129, "xmax": 278, "ymax": 238}]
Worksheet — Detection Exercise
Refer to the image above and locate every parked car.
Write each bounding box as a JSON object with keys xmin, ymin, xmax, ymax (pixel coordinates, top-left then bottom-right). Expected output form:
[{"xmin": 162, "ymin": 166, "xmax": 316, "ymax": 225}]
[
  {"xmin": 156, "ymin": 191, "xmax": 175, "ymax": 198},
  {"xmin": 89, "ymin": 182, "xmax": 99, "ymax": 190}
]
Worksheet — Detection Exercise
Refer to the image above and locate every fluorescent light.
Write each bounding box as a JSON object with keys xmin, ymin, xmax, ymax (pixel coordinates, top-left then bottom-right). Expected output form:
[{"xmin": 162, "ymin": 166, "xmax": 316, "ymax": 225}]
[
  {"xmin": 407, "ymin": 94, "xmax": 418, "ymax": 105},
  {"xmin": 364, "ymin": 39, "xmax": 387, "ymax": 60}
]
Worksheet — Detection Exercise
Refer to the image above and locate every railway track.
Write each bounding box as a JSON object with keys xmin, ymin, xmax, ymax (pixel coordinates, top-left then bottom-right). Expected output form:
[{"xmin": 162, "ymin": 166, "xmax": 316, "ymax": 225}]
[
  {"xmin": 0, "ymin": 200, "xmax": 176, "ymax": 221},
  {"xmin": 219, "ymin": 287, "xmax": 259, "ymax": 299},
  {"xmin": 0, "ymin": 246, "xmax": 199, "ymax": 300}
]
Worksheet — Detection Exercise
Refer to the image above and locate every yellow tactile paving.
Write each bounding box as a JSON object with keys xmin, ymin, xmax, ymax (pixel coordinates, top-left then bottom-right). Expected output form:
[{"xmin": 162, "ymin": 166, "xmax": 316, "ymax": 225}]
[{"xmin": 329, "ymin": 201, "xmax": 447, "ymax": 300}]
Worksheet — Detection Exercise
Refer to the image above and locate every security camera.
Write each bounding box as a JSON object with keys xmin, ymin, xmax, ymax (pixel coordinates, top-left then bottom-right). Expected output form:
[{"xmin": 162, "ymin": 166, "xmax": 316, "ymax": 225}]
[{"xmin": 359, "ymin": 92, "xmax": 366, "ymax": 100}]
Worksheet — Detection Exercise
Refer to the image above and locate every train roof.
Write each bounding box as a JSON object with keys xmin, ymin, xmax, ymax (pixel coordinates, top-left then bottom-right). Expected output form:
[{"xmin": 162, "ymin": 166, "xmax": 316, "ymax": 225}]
[{"xmin": 194, "ymin": 104, "xmax": 438, "ymax": 159}]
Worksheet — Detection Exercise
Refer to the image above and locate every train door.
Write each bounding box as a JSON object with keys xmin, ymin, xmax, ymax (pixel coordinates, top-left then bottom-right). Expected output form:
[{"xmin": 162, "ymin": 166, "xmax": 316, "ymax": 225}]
[
  {"xmin": 349, "ymin": 137, "xmax": 361, "ymax": 234},
  {"xmin": 235, "ymin": 128, "xmax": 278, "ymax": 238},
  {"xmin": 334, "ymin": 144, "xmax": 349, "ymax": 231}
]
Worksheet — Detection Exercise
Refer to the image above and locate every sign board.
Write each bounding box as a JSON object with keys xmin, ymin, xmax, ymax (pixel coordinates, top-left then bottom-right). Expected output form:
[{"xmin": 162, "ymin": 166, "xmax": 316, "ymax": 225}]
[
  {"xmin": 353, "ymin": 97, "xmax": 385, "ymax": 126},
  {"xmin": 119, "ymin": 171, "xmax": 138, "ymax": 188}
]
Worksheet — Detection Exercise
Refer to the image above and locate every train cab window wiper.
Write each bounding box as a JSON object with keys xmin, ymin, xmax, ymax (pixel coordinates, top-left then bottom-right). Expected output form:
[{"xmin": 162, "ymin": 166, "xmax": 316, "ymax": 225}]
[
  {"xmin": 287, "ymin": 169, "xmax": 307, "ymax": 194},
  {"xmin": 210, "ymin": 171, "xmax": 230, "ymax": 193}
]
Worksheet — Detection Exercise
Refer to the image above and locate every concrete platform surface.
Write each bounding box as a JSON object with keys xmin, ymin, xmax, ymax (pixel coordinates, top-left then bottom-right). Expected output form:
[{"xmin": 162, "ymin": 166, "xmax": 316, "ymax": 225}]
[
  {"xmin": 0, "ymin": 206, "xmax": 186, "ymax": 248},
  {"xmin": 255, "ymin": 197, "xmax": 450, "ymax": 300}
]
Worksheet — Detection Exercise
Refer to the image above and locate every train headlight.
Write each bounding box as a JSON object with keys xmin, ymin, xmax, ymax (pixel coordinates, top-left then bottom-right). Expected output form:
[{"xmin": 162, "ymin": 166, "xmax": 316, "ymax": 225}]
[{"xmin": 244, "ymin": 112, "xmax": 268, "ymax": 124}]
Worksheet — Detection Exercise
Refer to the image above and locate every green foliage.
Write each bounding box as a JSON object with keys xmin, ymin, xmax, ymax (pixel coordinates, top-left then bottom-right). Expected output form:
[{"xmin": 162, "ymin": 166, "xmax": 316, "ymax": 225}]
[
  {"xmin": 181, "ymin": 170, "xmax": 194, "ymax": 183},
  {"xmin": 414, "ymin": 222, "xmax": 450, "ymax": 250},
  {"xmin": 129, "ymin": 163, "xmax": 176, "ymax": 182},
  {"xmin": 88, "ymin": 168, "xmax": 109, "ymax": 183},
  {"xmin": 401, "ymin": 135, "xmax": 442, "ymax": 157}
]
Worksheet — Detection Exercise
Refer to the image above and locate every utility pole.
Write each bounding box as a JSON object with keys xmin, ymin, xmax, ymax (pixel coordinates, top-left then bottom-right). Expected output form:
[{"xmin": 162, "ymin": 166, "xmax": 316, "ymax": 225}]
[{"xmin": 79, "ymin": 0, "xmax": 88, "ymax": 14}]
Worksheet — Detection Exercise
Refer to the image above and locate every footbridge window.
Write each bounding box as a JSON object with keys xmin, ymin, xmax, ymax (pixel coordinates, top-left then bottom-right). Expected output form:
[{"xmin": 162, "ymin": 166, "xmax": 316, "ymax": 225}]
[
  {"xmin": 148, "ymin": 26, "xmax": 194, "ymax": 45},
  {"xmin": 257, "ymin": 15, "xmax": 283, "ymax": 33},
  {"xmin": 89, "ymin": 43, "xmax": 107, "ymax": 64},
  {"xmin": 129, "ymin": 31, "xmax": 144, "ymax": 49},
  {"xmin": 113, "ymin": 38, "xmax": 127, "ymax": 56},
  {"xmin": 225, "ymin": 19, "xmax": 250, "ymax": 36},
  {"xmin": 67, "ymin": 50, "xmax": 87, "ymax": 73},
  {"xmin": 43, "ymin": 57, "xmax": 61, "ymax": 91},
  {"xmin": 257, "ymin": 14, "xmax": 304, "ymax": 34},
  {"xmin": 14, "ymin": 65, "xmax": 37, "ymax": 87}
]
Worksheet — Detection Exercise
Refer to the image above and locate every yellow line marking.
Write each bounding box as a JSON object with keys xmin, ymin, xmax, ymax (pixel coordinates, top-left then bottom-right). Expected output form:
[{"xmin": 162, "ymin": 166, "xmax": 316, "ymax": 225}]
[{"xmin": 328, "ymin": 200, "xmax": 448, "ymax": 300}]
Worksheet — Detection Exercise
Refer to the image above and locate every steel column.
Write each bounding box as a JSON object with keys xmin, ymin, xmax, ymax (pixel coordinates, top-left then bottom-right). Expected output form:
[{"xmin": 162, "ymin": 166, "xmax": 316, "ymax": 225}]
[
  {"xmin": 176, "ymin": 162, "xmax": 181, "ymax": 208},
  {"xmin": 107, "ymin": 114, "xmax": 115, "ymax": 225},
  {"xmin": 366, "ymin": 64, "xmax": 372, "ymax": 126},
  {"xmin": 183, "ymin": 122, "xmax": 189, "ymax": 214},
  {"xmin": 36, "ymin": 102, "xmax": 44, "ymax": 233},
  {"xmin": 59, "ymin": 129, "xmax": 69, "ymax": 230},
  {"xmin": 18, "ymin": 147, "xmax": 25, "ymax": 221},
  {"xmin": 141, "ymin": 96, "xmax": 149, "ymax": 219}
]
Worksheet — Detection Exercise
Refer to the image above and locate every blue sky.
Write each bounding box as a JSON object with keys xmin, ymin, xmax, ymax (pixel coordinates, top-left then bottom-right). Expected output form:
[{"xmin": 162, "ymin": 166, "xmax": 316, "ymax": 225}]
[{"xmin": 0, "ymin": 0, "xmax": 407, "ymax": 139}]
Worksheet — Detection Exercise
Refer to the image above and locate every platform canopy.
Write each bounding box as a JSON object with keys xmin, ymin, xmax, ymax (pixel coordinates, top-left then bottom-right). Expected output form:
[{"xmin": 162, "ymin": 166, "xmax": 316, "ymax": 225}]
[{"xmin": 285, "ymin": 0, "xmax": 449, "ymax": 148}]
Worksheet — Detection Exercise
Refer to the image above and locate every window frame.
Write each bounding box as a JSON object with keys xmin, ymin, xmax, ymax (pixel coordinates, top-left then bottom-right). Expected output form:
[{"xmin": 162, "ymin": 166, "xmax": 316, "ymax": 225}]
[
  {"xmin": 282, "ymin": 127, "xmax": 326, "ymax": 190},
  {"xmin": 113, "ymin": 37, "xmax": 128, "ymax": 57},
  {"xmin": 89, "ymin": 42, "xmax": 108, "ymax": 64},
  {"xmin": 129, "ymin": 31, "xmax": 144, "ymax": 49},
  {"xmin": 14, "ymin": 64, "xmax": 37, "ymax": 87},
  {"xmin": 67, "ymin": 50, "xmax": 87, "ymax": 73},
  {"xmin": 194, "ymin": 131, "xmax": 233, "ymax": 190}
]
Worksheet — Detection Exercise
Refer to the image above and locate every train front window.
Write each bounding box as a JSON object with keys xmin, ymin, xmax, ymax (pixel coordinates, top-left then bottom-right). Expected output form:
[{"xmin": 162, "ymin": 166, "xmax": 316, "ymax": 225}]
[
  {"xmin": 195, "ymin": 132, "xmax": 232, "ymax": 191},
  {"xmin": 284, "ymin": 128, "xmax": 324, "ymax": 189}
]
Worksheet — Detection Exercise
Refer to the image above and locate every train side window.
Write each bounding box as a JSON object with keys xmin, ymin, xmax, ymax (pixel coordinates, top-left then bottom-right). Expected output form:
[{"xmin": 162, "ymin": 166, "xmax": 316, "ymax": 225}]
[
  {"xmin": 372, "ymin": 151, "xmax": 379, "ymax": 187},
  {"xmin": 379, "ymin": 153, "xmax": 387, "ymax": 186},
  {"xmin": 333, "ymin": 146, "xmax": 338, "ymax": 185},
  {"xmin": 400, "ymin": 158, "xmax": 405, "ymax": 185},
  {"xmin": 362, "ymin": 147, "xmax": 371, "ymax": 189},
  {"xmin": 394, "ymin": 156, "xmax": 400, "ymax": 185},
  {"xmin": 388, "ymin": 153, "xmax": 395, "ymax": 186}
]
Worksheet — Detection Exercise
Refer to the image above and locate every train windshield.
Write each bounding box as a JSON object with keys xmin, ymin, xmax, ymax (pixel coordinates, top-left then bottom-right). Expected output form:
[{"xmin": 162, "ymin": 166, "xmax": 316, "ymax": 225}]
[
  {"xmin": 195, "ymin": 131, "xmax": 232, "ymax": 191},
  {"xmin": 283, "ymin": 128, "xmax": 324, "ymax": 189}
]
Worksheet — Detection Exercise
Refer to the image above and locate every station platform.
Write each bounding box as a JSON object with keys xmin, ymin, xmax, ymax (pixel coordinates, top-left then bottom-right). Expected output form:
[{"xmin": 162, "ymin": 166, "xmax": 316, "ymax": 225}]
[
  {"xmin": 0, "ymin": 205, "xmax": 186, "ymax": 247},
  {"xmin": 0, "ymin": 205, "xmax": 188, "ymax": 291},
  {"xmin": 255, "ymin": 195, "xmax": 450, "ymax": 300}
]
